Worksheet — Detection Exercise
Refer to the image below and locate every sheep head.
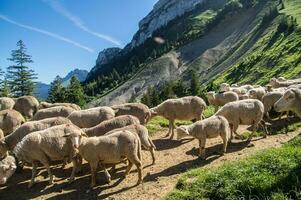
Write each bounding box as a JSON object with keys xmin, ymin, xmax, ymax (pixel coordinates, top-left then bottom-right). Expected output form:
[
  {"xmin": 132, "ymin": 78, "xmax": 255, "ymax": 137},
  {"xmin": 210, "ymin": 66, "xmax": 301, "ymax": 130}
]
[
  {"xmin": 274, "ymin": 89, "xmax": 301, "ymax": 116},
  {"xmin": 176, "ymin": 126, "xmax": 189, "ymax": 140},
  {"xmin": 0, "ymin": 156, "xmax": 16, "ymax": 185}
]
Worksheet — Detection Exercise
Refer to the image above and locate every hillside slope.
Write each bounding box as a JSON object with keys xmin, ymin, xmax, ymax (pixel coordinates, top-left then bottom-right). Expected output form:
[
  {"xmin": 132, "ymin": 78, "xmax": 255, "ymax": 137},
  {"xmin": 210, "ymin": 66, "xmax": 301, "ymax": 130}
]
[{"xmin": 86, "ymin": 0, "xmax": 301, "ymax": 107}]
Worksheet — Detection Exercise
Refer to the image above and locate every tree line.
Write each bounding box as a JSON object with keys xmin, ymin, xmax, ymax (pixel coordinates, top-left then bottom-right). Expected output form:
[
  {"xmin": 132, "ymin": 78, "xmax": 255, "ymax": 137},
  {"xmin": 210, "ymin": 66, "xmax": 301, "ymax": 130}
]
[
  {"xmin": 1, "ymin": 40, "xmax": 86, "ymax": 107},
  {"xmin": 139, "ymin": 70, "xmax": 204, "ymax": 107}
]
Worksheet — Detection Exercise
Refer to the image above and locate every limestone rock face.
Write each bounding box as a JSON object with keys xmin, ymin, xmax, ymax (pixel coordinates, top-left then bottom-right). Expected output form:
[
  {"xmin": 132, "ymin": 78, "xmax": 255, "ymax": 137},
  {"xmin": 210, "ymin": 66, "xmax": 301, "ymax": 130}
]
[
  {"xmin": 130, "ymin": 0, "xmax": 205, "ymax": 48},
  {"xmin": 96, "ymin": 47, "xmax": 122, "ymax": 65}
]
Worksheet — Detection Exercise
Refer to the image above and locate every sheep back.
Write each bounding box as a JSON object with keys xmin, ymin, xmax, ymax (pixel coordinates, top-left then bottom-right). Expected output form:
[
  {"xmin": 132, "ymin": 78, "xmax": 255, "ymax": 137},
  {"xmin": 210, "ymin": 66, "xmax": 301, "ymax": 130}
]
[
  {"xmin": 111, "ymin": 103, "xmax": 151, "ymax": 125},
  {"xmin": 32, "ymin": 106, "xmax": 75, "ymax": 121},
  {"xmin": 83, "ymin": 115, "xmax": 140, "ymax": 137}
]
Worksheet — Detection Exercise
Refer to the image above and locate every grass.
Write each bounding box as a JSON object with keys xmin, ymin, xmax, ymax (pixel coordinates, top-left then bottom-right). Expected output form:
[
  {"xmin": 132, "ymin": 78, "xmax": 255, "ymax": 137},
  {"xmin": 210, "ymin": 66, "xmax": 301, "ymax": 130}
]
[
  {"xmin": 210, "ymin": 11, "xmax": 301, "ymax": 88},
  {"xmin": 240, "ymin": 120, "xmax": 301, "ymax": 140},
  {"xmin": 166, "ymin": 132, "xmax": 301, "ymax": 200},
  {"xmin": 282, "ymin": 0, "xmax": 301, "ymax": 23}
]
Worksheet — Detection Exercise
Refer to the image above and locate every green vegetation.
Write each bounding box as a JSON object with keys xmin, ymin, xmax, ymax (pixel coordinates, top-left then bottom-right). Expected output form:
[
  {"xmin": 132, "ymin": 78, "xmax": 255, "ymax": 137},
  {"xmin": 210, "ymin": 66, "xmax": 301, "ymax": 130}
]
[
  {"xmin": 6, "ymin": 40, "xmax": 37, "ymax": 97},
  {"xmin": 47, "ymin": 75, "xmax": 86, "ymax": 107},
  {"xmin": 84, "ymin": 0, "xmax": 259, "ymax": 99},
  {"xmin": 146, "ymin": 116, "xmax": 193, "ymax": 135},
  {"xmin": 166, "ymin": 132, "xmax": 301, "ymax": 200},
  {"xmin": 209, "ymin": 5, "xmax": 301, "ymax": 88}
]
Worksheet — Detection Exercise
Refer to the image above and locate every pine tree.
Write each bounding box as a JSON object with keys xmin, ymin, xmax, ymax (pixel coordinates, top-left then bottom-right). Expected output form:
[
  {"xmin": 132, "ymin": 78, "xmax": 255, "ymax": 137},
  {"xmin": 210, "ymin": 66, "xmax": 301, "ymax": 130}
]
[
  {"xmin": 0, "ymin": 79, "xmax": 11, "ymax": 97},
  {"xmin": 6, "ymin": 40, "xmax": 37, "ymax": 97},
  {"xmin": 141, "ymin": 89, "xmax": 152, "ymax": 107},
  {"xmin": 150, "ymin": 87, "xmax": 160, "ymax": 107},
  {"xmin": 190, "ymin": 70, "xmax": 200, "ymax": 96},
  {"xmin": 174, "ymin": 79, "xmax": 187, "ymax": 97},
  {"xmin": 47, "ymin": 76, "xmax": 65, "ymax": 103},
  {"xmin": 65, "ymin": 76, "xmax": 86, "ymax": 107}
]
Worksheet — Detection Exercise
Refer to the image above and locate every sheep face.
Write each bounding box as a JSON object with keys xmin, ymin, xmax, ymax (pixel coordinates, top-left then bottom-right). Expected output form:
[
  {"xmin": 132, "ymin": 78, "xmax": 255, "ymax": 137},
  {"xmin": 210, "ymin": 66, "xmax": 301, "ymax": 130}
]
[
  {"xmin": 0, "ymin": 157, "xmax": 16, "ymax": 185},
  {"xmin": 269, "ymin": 78, "xmax": 277, "ymax": 87},
  {"xmin": 248, "ymin": 90, "xmax": 256, "ymax": 99},
  {"xmin": 274, "ymin": 89, "xmax": 298, "ymax": 113},
  {"xmin": 64, "ymin": 127, "xmax": 87, "ymax": 149},
  {"xmin": 176, "ymin": 126, "xmax": 189, "ymax": 140},
  {"xmin": 219, "ymin": 83, "xmax": 230, "ymax": 92}
]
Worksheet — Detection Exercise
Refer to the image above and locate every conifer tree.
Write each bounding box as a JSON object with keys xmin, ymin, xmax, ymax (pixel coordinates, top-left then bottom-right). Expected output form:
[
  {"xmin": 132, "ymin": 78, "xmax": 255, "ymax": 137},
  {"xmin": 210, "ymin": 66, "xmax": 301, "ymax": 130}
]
[
  {"xmin": 47, "ymin": 76, "xmax": 65, "ymax": 103},
  {"xmin": 190, "ymin": 70, "xmax": 200, "ymax": 96},
  {"xmin": 65, "ymin": 76, "xmax": 86, "ymax": 106},
  {"xmin": 0, "ymin": 79, "xmax": 11, "ymax": 97},
  {"xmin": 6, "ymin": 40, "xmax": 37, "ymax": 97}
]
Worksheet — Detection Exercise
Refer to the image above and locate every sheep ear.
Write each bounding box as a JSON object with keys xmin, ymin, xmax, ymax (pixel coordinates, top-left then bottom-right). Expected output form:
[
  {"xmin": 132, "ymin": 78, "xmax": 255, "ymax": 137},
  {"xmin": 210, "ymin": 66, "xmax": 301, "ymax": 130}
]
[{"xmin": 150, "ymin": 110, "xmax": 158, "ymax": 116}]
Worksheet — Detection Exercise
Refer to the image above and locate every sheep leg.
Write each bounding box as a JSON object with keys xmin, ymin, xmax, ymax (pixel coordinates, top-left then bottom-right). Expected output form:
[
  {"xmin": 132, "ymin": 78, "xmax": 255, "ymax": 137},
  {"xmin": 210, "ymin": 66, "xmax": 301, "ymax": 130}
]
[
  {"xmin": 89, "ymin": 161, "xmax": 98, "ymax": 188},
  {"xmin": 150, "ymin": 148, "xmax": 156, "ymax": 165},
  {"xmin": 199, "ymin": 139, "xmax": 206, "ymax": 160},
  {"xmin": 169, "ymin": 120, "xmax": 176, "ymax": 139},
  {"xmin": 221, "ymin": 133, "xmax": 228, "ymax": 155},
  {"xmin": 39, "ymin": 154, "xmax": 53, "ymax": 185},
  {"xmin": 260, "ymin": 120, "xmax": 268, "ymax": 138},
  {"xmin": 232, "ymin": 123, "xmax": 243, "ymax": 140},
  {"xmin": 166, "ymin": 120, "xmax": 172, "ymax": 137},
  {"xmin": 69, "ymin": 158, "xmax": 77, "ymax": 183},
  {"xmin": 124, "ymin": 160, "xmax": 133, "ymax": 176},
  {"xmin": 76, "ymin": 155, "xmax": 83, "ymax": 174},
  {"xmin": 100, "ymin": 163, "xmax": 111, "ymax": 184},
  {"xmin": 247, "ymin": 122, "xmax": 258, "ymax": 141},
  {"xmin": 28, "ymin": 162, "xmax": 38, "ymax": 188},
  {"xmin": 61, "ymin": 158, "xmax": 68, "ymax": 169},
  {"xmin": 265, "ymin": 112, "xmax": 272, "ymax": 121}
]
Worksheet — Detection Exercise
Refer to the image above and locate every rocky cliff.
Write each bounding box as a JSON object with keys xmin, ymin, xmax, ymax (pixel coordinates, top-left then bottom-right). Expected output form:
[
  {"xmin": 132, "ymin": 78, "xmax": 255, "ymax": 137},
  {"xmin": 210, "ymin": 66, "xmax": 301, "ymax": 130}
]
[{"xmin": 130, "ymin": 0, "xmax": 205, "ymax": 48}]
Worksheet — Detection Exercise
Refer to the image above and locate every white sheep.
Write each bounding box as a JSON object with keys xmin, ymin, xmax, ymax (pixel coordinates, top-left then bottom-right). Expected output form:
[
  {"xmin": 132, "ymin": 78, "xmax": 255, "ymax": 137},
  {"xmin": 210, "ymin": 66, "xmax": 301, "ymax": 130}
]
[
  {"xmin": 0, "ymin": 117, "xmax": 72, "ymax": 158},
  {"xmin": 13, "ymin": 96, "xmax": 39, "ymax": 119},
  {"xmin": 0, "ymin": 109, "xmax": 25, "ymax": 136},
  {"xmin": 215, "ymin": 99, "xmax": 268, "ymax": 141},
  {"xmin": 262, "ymin": 91, "xmax": 285, "ymax": 120},
  {"xmin": 150, "ymin": 96, "xmax": 207, "ymax": 139},
  {"xmin": 269, "ymin": 78, "xmax": 301, "ymax": 88},
  {"xmin": 67, "ymin": 106, "xmax": 115, "ymax": 128},
  {"xmin": 32, "ymin": 106, "xmax": 75, "ymax": 121},
  {"xmin": 274, "ymin": 88, "xmax": 301, "ymax": 117},
  {"xmin": 176, "ymin": 115, "xmax": 230, "ymax": 159},
  {"xmin": 207, "ymin": 91, "xmax": 239, "ymax": 112},
  {"xmin": 0, "ymin": 154, "xmax": 17, "ymax": 185},
  {"xmin": 105, "ymin": 124, "xmax": 156, "ymax": 164},
  {"xmin": 72, "ymin": 130, "xmax": 142, "ymax": 187},
  {"xmin": 0, "ymin": 97, "xmax": 15, "ymax": 111},
  {"xmin": 13, "ymin": 124, "xmax": 86, "ymax": 188},
  {"xmin": 111, "ymin": 103, "xmax": 152, "ymax": 125},
  {"xmin": 219, "ymin": 83, "xmax": 253, "ymax": 95},
  {"xmin": 83, "ymin": 115, "xmax": 140, "ymax": 137},
  {"xmin": 39, "ymin": 101, "xmax": 81, "ymax": 110},
  {"xmin": 248, "ymin": 87, "xmax": 266, "ymax": 101}
]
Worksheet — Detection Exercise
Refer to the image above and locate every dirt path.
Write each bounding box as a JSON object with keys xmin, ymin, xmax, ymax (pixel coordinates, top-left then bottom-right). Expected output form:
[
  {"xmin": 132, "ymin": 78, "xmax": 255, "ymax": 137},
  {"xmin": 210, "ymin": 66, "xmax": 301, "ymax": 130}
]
[{"xmin": 1, "ymin": 127, "xmax": 300, "ymax": 200}]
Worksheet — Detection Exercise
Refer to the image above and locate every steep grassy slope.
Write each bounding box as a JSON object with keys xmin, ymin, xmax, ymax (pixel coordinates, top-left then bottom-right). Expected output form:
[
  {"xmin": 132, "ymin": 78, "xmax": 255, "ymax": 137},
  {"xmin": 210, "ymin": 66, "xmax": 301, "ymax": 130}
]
[
  {"xmin": 208, "ymin": 0, "xmax": 301, "ymax": 89},
  {"xmin": 88, "ymin": 0, "xmax": 280, "ymax": 106}
]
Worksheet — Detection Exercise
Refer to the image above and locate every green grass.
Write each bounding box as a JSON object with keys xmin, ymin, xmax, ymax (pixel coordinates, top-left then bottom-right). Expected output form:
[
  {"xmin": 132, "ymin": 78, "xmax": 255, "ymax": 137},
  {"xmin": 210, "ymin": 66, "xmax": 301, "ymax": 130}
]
[
  {"xmin": 146, "ymin": 116, "xmax": 193, "ymax": 135},
  {"xmin": 166, "ymin": 134, "xmax": 301, "ymax": 200},
  {"xmin": 282, "ymin": 0, "xmax": 301, "ymax": 23},
  {"xmin": 210, "ymin": 12, "xmax": 301, "ymax": 88},
  {"xmin": 240, "ymin": 120, "xmax": 301, "ymax": 140}
]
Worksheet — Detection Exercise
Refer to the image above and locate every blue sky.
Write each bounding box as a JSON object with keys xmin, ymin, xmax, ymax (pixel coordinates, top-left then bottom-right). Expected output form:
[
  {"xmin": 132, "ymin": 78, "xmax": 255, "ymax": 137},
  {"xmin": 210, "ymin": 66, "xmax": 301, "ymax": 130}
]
[{"xmin": 0, "ymin": 0, "xmax": 157, "ymax": 84}]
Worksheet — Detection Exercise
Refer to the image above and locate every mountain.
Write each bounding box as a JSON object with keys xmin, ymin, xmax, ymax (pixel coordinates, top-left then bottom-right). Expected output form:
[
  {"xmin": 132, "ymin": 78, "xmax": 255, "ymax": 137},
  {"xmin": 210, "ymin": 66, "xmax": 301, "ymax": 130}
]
[
  {"xmin": 85, "ymin": 0, "xmax": 301, "ymax": 107},
  {"xmin": 61, "ymin": 69, "xmax": 88, "ymax": 87},
  {"xmin": 35, "ymin": 69, "xmax": 88, "ymax": 100}
]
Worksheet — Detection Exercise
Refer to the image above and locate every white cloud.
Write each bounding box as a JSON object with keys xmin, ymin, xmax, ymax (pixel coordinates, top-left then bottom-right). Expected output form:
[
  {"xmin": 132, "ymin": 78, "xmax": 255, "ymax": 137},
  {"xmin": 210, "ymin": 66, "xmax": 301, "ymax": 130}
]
[
  {"xmin": 44, "ymin": 0, "xmax": 123, "ymax": 47},
  {"xmin": 0, "ymin": 14, "xmax": 94, "ymax": 53}
]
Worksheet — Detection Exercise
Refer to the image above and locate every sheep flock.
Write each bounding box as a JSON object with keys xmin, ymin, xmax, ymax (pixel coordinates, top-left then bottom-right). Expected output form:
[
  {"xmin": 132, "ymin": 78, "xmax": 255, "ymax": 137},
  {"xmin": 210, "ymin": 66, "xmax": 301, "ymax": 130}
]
[{"xmin": 0, "ymin": 77, "xmax": 301, "ymax": 194}]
